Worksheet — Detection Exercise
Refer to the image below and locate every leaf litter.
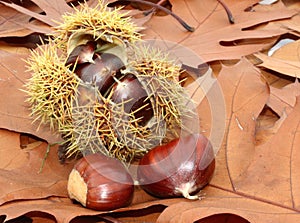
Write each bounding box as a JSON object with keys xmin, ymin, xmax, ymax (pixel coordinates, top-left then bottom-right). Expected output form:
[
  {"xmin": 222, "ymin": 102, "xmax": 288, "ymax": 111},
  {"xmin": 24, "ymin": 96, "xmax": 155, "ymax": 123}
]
[{"xmin": 0, "ymin": 0, "xmax": 299, "ymax": 222}]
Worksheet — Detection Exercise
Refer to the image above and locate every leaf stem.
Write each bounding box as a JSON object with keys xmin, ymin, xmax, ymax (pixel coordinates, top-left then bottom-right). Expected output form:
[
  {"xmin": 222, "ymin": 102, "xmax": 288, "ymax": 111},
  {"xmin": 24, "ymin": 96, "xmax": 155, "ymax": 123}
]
[
  {"xmin": 217, "ymin": 0, "xmax": 235, "ymax": 24},
  {"xmin": 108, "ymin": 0, "xmax": 195, "ymax": 32},
  {"xmin": 38, "ymin": 141, "xmax": 63, "ymax": 173}
]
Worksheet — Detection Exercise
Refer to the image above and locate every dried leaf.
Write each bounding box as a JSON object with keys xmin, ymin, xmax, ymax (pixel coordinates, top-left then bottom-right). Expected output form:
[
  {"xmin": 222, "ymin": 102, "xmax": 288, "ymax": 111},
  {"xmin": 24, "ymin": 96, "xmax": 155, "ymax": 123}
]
[
  {"xmin": 156, "ymin": 58, "xmax": 300, "ymax": 222},
  {"xmin": 202, "ymin": 58, "xmax": 269, "ymax": 189},
  {"xmin": 272, "ymin": 7, "xmax": 300, "ymax": 34},
  {"xmin": 0, "ymin": 129, "xmax": 74, "ymax": 206},
  {"xmin": 0, "ymin": 0, "xmax": 300, "ymax": 221},
  {"xmin": 142, "ymin": 0, "xmax": 297, "ymax": 62},
  {"xmin": 232, "ymin": 96, "xmax": 300, "ymax": 207},
  {"xmin": 268, "ymin": 38, "xmax": 295, "ymax": 56},
  {"xmin": 255, "ymin": 52, "xmax": 300, "ymax": 78},
  {"xmin": 0, "ymin": 0, "xmax": 148, "ymax": 38},
  {"xmin": 0, "ymin": 49, "xmax": 61, "ymax": 143},
  {"xmin": 271, "ymin": 38, "xmax": 300, "ymax": 61},
  {"xmin": 255, "ymin": 38, "xmax": 300, "ymax": 78},
  {"xmin": 0, "ymin": 187, "xmax": 171, "ymax": 222},
  {"xmin": 157, "ymin": 187, "xmax": 300, "ymax": 223},
  {"xmin": 0, "ymin": 1, "xmax": 54, "ymax": 37},
  {"xmin": 1, "ymin": 0, "xmax": 73, "ymax": 27},
  {"xmin": 267, "ymin": 81, "xmax": 300, "ymax": 116}
]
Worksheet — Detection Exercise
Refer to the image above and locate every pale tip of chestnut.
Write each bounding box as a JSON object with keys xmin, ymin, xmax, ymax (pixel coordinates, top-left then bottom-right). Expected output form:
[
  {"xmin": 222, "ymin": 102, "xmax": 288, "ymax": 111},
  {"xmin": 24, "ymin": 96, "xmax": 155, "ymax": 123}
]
[
  {"xmin": 175, "ymin": 182, "xmax": 204, "ymax": 200},
  {"xmin": 67, "ymin": 169, "xmax": 88, "ymax": 207},
  {"xmin": 84, "ymin": 55, "xmax": 95, "ymax": 64},
  {"xmin": 67, "ymin": 153, "xmax": 134, "ymax": 211}
]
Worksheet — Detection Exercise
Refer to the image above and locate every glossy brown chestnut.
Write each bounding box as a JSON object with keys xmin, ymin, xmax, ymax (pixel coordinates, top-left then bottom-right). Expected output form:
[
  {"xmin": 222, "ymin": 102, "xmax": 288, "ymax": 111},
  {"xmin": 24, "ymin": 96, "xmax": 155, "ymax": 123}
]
[
  {"xmin": 137, "ymin": 133, "xmax": 215, "ymax": 199},
  {"xmin": 67, "ymin": 153, "xmax": 134, "ymax": 211},
  {"xmin": 65, "ymin": 41, "xmax": 97, "ymax": 67},
  {"xmin": 75, "ymin": 53, "xmax": 125, "ymax": 96},
  {"xmin": 111, "ymin": 73, "xmax": 153, "ymax": 126}
]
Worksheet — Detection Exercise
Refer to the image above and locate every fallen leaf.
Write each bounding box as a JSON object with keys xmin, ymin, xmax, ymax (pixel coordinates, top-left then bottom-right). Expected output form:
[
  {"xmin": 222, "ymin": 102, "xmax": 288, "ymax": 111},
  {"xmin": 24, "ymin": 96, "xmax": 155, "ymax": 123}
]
[
  {"xmin": 0, "ymin": 0, "xmax": 300, "ymax": 222},
  {"xmin": 0, "ymin": 129, "xmax": 74, "ymax": 206},
  {"xmin": 232, "ymin": 96, "xmax": 300, "ymax": 207},
  {"xmin": 272, "ymin": 6, "xmax": 300, "ymax": 35},
  {"xmin": 267, "ymin": 38, "xmax": 295, "ymax": 56},
  {"xmin": 255, "ymin": 28, "xmax": 300, "ymax": 80},
  {"xmin": 254, "ymin": 105, "xmax": 282, "ymax": 146},
  {"xmin": 0, "ymin": 130, "xmax": 29, "ymax": 170},
  {"xmin": 156, "ymin": 57, "xmax": 300, "ymax": 222},
  {"xmin": 272, "ymin": 38, "xmax": 300, "ymax": 61},
  {"xmin": 0, "ymin": 0, "xmax": 147, "ymax": 38},
  {"xmin": 142, "ymin": 0, "xmax": 297, "ymax": 62},
  {"xmin": 0, "ymin": 49, "xmax": 61, "ymax": 143},
  {"xmin": 157, "ymin": 187, "xmax": 300, "ymax": 223},
  {"xmin": 1, "ymin": 0, "xmax": 73, "ymax": 27},
  {"xmin": 0, "ymin": 1, "xmax": 53, "ymax": 37},
  {"xmin": 211, "ymin": 60, "xmax": 300, "ymax": 208},
  {"xmin": 0, "ymin": 187, "xmax": 171, "ymax": 222},
  {"xmin": 205, "ymin": 57, "xmax": 269, "ymax": 189},
  {"xmin": 255, "ymin": 52, "xmax": 300, "ymax": 78},
  {"xmin": 267, "ymin": 80, "xmax": 300, "ymax": 116}
]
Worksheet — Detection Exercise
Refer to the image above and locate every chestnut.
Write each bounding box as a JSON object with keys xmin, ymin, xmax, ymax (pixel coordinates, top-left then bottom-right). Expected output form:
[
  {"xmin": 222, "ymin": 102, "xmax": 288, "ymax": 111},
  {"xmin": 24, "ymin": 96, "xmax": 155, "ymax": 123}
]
[
  {"xmin": 67, "ymin": 153, "xmax": 134, "ymax": 211},
  {"xmin": 137, "ymin": 133, "xmax": 215, "ymax": 199},
  {"xmin": 65, "ymin": 41, "xmax": 97, "ymax": 67},
  {"xmin": 74, "ymin": 52, "xmax": 125, "ymax": 96},
  {"xmin": 110, "ymin": 73, "xmax": 154, "ymax": 126}
]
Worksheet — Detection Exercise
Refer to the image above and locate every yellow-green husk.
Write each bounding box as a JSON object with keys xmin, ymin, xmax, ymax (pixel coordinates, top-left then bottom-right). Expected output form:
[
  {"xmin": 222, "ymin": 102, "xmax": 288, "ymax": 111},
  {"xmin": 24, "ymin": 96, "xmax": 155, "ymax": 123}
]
[{"xmin": 24, "ymin": 1, "xmax": 194, "ymax": 163}]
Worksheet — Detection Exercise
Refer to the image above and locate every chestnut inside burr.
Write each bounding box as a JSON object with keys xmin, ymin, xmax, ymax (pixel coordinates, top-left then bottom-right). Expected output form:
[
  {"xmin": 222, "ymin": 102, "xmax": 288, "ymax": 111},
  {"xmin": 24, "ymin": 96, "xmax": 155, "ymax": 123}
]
[
  {"xmin": 110, "ymin": 73, "xmax": 154, "ymax": 126},
  {"xmin": 74, "ymin": 53, "xmax": 125, "ymax": 95},
  {"xmin": 66, "ymin": 40, "xmax": 155, "ymax": 127}
]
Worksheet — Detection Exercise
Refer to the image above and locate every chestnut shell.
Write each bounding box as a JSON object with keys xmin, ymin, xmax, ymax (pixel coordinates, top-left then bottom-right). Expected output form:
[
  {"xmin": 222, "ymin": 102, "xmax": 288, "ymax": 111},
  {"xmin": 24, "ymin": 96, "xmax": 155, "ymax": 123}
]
[
  {"xmin": 65, "ymin": 41, "xmax": 97, "ymax": 67},
  {"xmin": 137, "ymin": 133, "xmax": 215, "ymax": 199},
  {"xmin": 111, "ymin": 73, "xmax": 154, "ymax": 126},
  {"xmin": 68, "ymin": 153, "xmax": 134, "ymax": 211},
  {"xmin": 75, "ymin": 53, "xmax": 125, "ymax": 96}
]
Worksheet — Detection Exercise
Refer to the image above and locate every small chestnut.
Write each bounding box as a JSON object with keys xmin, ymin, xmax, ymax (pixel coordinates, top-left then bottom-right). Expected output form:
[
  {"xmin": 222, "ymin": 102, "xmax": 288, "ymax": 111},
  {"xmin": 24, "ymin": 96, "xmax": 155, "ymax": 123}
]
[
  {"xmin": 65, "ymin": 41, "xmax": 97, "ymax": 67},
  {"xmin": 110, "ymin": 73, "xmax": 154, "ymax": 126},
  {"xmin": 75, "ymin": 52, "xmax": 125, "ymax": 96},
  {"xmin": 137, "ymin": 133, "xmax": 215, "ymax": 199},
  {"xmin": 67, "ymin": 153, "xmax": 134, "ymax": 211}
]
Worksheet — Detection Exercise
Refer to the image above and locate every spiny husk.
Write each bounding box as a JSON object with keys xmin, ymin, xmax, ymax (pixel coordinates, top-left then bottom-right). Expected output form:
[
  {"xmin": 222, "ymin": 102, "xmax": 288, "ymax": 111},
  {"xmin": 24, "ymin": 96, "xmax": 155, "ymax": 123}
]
[
  {"xmin": 66, "ymin": 31, "xmax": 128, "ymax": 64},
  {"xmin": 62, "ymin": 45, "xmax": 195, "ymax": 163},
  {"xmin": 128, "ymin": 44, "xmax": 182, "ymax": 81},
  {"xmin": 62, "ymin": 82, "xmax": 158, "ymax": 163},
  {"xmin": 128, "ymin": 45, "xmax": 192, "ymax": 138},
  {"xmin": 105, "ymin": 73, "xmax": 194, "ymax": 163},
  {"xmin": 138, "ymin": 74, "xmax": 193, "ymax": 138},
  {"xmin": 108, "ymin": 96, "xmax": 166, "ymax": 162},
  {"xmin": 106, "ymin": 73, "xmax": 194, "ymax": 162},
  {"xmin": 24, "ymin": 42, "xmax": 79, "ymax": 131},
  {"xmin": 24, "ymin": 1, "xmax": 196, "ymax": 164},
  {"xmin": 52, "ymin": 0, "xmax": 142, "ymax": 51},
  {"xmin": 60, "ymin": 84, "xmax": 110, "ymax": 158}
]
